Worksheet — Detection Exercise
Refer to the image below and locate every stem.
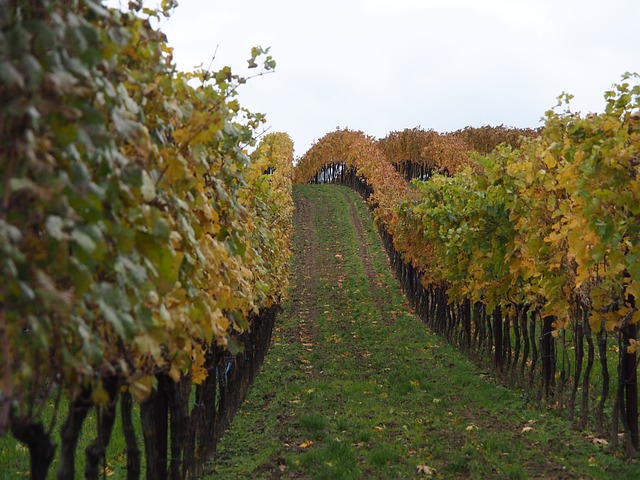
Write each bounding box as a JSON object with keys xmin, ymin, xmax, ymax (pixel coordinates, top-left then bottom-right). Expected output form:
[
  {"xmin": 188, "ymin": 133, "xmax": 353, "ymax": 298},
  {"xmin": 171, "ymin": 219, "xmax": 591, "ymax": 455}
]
[
  {"xmin": 621, "ymin": 322, "xmax": 638, "ymax": 455},
  {"xmin": 85, "ymin": 377, "xmax": 120, "ymax": 480},
  {"xmin": 581, "ymin": 312, "xmax": 595, "ymax": 429},
  {"xmin": 121, "ymin": 390, "xmax": 141, "ymax": 480},
  {"xmin": 141, "ymin": 376, "xmax": 168, "ymax": 480},
  {"xmin": 596, "ymin": 330, "xmax": 609, "ymax": 435},
  {"xmin": 0, "ymin": 306, "xmax": 11, "ymax": 436},
  {"xmin": 11, "ymin": 415, "xmax": 56, "ymax": 480}
]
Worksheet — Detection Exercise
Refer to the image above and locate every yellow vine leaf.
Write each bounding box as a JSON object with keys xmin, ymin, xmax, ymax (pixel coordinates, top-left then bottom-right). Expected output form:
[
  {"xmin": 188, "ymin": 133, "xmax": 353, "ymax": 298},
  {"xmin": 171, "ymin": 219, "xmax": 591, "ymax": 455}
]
[
  {"xmin": 191, "ymin": 346, "xmax": 208, "ymax": 385},
  {"xmin": 604, "ymin": 312, "xmax": 621, "ymax": 332},
  {"xmin": 91, "ymin": 387, "xmax": 110, "ymax": 406},
  {"xmin": 168, "ymin": 363, "xmax": 182, "ymax": 382},
  {"xmin": 130, "ymin": 375, "xmax": 155, "ymax": 402}
]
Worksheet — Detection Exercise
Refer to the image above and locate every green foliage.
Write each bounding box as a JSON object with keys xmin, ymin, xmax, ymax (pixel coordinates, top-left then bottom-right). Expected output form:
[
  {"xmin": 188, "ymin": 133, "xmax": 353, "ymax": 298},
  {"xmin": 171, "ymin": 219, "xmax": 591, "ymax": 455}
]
[{"xmin": 0, "ymin": 0, "xmax": 293, "ymax": 463}]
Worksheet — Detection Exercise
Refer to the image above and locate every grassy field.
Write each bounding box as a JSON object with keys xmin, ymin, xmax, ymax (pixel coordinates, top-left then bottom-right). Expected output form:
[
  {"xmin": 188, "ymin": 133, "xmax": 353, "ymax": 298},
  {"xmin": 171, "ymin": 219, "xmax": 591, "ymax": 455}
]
[{"xmin": 203, "ymin": 184, "xmax": 638, "ymax": 479}]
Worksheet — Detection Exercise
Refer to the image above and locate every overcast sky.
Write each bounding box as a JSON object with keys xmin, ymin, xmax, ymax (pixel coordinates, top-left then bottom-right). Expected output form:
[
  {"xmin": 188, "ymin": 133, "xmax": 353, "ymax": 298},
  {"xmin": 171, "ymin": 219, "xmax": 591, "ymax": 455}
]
[{"xmin": 110, "ymin": 0, "xmax": 639, "ymax": 158}]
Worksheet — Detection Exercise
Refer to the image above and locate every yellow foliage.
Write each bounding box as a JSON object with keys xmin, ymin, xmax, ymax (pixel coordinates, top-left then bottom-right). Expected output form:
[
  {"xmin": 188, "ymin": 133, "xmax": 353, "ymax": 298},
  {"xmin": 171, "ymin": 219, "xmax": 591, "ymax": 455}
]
[{"xmin": 129, "ymin": 376, "xmax": 155, "ymax": 402}]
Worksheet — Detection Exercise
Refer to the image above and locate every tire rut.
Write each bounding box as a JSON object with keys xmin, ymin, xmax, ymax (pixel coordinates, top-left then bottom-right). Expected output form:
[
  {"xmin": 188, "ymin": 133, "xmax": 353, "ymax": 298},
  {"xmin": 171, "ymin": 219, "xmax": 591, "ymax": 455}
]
[
  {"xmin": 340, "ymin": 189, "xmax": 386, "ymax": 313},
  {"xmin": 288, "ymin": 191, "xmax": 319, "ymax": 373}
]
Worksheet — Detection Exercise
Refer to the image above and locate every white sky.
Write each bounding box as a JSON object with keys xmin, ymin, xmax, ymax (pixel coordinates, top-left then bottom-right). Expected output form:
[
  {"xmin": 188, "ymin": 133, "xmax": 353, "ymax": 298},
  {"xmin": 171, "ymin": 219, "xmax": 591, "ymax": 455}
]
[{"xmin": 108, "ymin": 0, "xmax": 639, "ymax": 158}]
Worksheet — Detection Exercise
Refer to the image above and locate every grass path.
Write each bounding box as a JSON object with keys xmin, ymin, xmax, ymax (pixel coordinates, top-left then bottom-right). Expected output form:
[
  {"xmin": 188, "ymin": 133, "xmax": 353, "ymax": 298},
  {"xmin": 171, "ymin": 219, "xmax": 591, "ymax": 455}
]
[{"xmin": 204, "ymin": 184, "xmax": 635, "ymax": 479}]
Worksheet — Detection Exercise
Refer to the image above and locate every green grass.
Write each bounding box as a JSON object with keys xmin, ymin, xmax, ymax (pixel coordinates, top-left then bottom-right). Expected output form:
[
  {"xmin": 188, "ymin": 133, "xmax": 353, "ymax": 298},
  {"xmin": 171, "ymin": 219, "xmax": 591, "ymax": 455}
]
[
  {"xmin": 203, "ymin": 184, "xmax": 640, "ymax": 479},
  {"xmin": 297, "ymin": 439, "xmax": 360, "ymax": 480},
  {"xmin": 299, "ymin": 413, "xmax": 326, "ymax": 440}
]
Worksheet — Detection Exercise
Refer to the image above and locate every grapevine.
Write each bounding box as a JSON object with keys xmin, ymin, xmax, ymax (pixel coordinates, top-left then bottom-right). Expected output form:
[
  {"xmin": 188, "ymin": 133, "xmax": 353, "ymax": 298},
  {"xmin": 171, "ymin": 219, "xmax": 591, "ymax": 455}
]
[
  {"xmin": 296, "ymin": 75, "xmax": 640, "ymax": 455},
  {"xmin": 0, "ymin": 1, "xmax": 293, "ymax": 477}
]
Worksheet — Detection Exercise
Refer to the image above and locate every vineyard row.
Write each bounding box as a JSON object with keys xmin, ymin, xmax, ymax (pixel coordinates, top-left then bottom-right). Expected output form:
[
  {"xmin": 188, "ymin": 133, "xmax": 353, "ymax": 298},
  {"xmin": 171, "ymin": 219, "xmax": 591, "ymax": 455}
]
[
  {"xmin": 295, "ymin": 79, "xmax": 640, "ymax": 457},
  {"xmin": 1, "ymin": 1, "xmax": 293, "ymax": 478}
]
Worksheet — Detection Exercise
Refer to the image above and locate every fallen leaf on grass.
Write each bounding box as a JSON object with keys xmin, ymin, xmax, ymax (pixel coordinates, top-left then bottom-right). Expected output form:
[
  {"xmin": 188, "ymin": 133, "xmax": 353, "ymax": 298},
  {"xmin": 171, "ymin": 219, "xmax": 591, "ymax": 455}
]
[
  {"xmin": 300, "ymin": 441, "xmax": 313, "ymax": 448},
  {"xmin": 591, "ymin": 437, "xmax": 608, "ymax": 445},
  {"xmin": 101, "ymin": 465, "xmax": 114, "ymax": 476},
  {"xmin": 416, "ymin": 464, "xmax": 437, "ymax": 475}
]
